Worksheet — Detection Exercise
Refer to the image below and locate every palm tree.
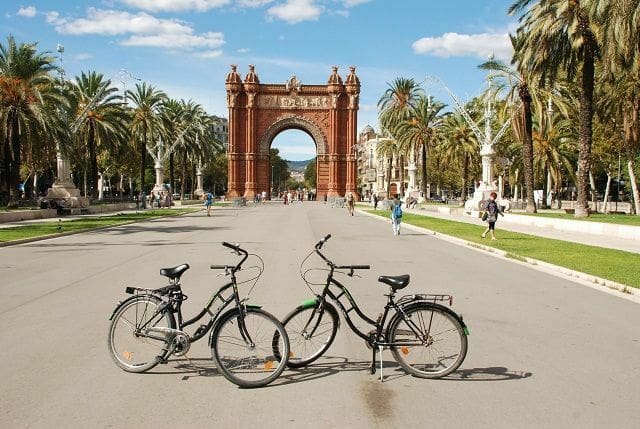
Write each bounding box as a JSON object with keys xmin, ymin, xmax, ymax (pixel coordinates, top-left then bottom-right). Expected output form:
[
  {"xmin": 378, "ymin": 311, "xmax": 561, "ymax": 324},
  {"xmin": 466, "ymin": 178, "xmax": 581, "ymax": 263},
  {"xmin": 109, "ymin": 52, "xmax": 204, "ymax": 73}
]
[
  {"xmin": 395, "ymin": 95, "xmax": 447, "ymax": 199},
  {"xmin": 378, "ymin": 78, "xmax": 423, "ymax": 197},
  {"xmin": 510, "ymin": 0, "xmax": 600, "ymax": 217},
  {"xmin": 127, "ymin": 83, "xmax": 166, "ymax": 198},
  {"xmin": 438, "ymin": 113, "xmax": 480, "ymax": 202},
  {"xmin": 479, "ymin": 43, "xmax": 538, "ymax": 213},
  {"xmin": 0, "ymin": 35, "xmax": 61, "ymax": 205},
  {"xmin": 67, "ymin": 71, "xmax": 128, "ymax": 200}
]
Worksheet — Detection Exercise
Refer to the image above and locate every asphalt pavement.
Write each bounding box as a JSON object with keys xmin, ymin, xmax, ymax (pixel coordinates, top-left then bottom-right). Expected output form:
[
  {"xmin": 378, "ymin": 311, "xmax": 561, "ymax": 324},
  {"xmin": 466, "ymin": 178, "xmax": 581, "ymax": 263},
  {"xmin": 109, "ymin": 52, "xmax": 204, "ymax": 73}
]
[{"xmin": 1, "ymin": 202, "xmax": 638, "ymax": 428}]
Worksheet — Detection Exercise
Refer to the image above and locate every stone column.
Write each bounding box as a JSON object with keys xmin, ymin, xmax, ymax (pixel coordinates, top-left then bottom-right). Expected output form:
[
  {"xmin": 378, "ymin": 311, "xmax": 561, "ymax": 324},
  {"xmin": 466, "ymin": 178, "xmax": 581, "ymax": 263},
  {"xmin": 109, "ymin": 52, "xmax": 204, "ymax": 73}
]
[
  {"xmin": 194, "ymin": 162, "xmax": 204, "ymax": 197},
  {"xmin": 345, "ymin": 67, "xmax": 360, "ymax": 198},
  {"xmin": 44, "ymin": 146, "xmax": 87, "ymax": 208},
  {"xmin": 225, "ymin": 65, "xmax": 243, "ymax": 198},
  {"xmin": 326, "ymin": 66, "xmax": 343, "ymax": 197}
]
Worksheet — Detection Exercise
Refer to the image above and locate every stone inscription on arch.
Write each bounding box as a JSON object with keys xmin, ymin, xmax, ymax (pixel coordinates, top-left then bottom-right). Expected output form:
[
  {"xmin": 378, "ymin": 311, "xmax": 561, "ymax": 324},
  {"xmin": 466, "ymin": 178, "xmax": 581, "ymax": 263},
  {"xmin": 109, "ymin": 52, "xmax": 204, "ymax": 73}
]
[{"xmin": 225, "ymin": 65, "xmax": 360, "ymax": 199}]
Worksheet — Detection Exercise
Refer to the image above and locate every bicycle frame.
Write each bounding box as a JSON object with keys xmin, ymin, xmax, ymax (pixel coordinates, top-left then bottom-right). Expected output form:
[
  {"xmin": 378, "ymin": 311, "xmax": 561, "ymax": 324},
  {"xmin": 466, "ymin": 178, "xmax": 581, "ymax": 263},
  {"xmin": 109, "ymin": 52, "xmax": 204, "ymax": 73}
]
[{"xmin": 310, "ymin": 267, "xmax": 433, "ymax": 349}]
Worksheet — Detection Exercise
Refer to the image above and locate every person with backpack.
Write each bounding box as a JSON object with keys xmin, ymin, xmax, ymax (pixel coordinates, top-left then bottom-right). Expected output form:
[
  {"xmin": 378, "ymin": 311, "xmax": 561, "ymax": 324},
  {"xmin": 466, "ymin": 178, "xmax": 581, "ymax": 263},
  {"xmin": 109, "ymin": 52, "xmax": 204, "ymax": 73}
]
[
  {"xmin": 346, "ymin": 192, "xmax": 355, "ymax": 216},
  {"xmin": 391, "ymin": 196, "xmax": 403, "ymax": 236},
  {"xmin": 204, "ymin": 191, "xmax": 214, "ymax": 216},
  {"xmin": 481, "ymin": 191, "xmax": 504, "ymax": 240}
]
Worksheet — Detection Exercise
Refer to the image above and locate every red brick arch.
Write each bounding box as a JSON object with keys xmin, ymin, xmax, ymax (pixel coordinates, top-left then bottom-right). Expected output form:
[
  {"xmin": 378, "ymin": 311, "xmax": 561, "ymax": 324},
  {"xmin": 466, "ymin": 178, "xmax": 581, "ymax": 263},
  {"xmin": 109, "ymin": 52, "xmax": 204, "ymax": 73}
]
[{"xmin": 225, "ymin": 65, "xmax": 360, "ymax": 199}]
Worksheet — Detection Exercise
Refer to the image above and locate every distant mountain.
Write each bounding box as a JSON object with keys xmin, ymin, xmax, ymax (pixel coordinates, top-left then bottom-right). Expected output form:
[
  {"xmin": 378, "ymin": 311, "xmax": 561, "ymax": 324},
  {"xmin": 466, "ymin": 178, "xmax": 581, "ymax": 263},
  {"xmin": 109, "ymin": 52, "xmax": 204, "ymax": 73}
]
[{"xmin": 287, "ymin": 158, "xmax": 314, "ymax": 172}]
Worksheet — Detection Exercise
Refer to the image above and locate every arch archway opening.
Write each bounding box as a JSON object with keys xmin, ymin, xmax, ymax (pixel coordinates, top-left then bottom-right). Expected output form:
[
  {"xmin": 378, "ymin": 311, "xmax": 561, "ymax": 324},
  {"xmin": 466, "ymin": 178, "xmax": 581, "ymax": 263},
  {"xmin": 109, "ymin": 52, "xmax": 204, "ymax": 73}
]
[{"xmin": 269, "ymin": 128, "xmax": 317, "ymax": 199}]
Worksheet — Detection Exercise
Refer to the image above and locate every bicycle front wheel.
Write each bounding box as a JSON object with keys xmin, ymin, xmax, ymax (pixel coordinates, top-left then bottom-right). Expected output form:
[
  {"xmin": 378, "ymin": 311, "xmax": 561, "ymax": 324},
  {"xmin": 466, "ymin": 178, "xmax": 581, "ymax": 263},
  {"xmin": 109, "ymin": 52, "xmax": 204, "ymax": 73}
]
[
  {"xmin": 211, "ymin": 308, "xmax": 289, "ymax": 388},
  {"xmin": 278, "ymin": 302, "xmax": 339, "ymax": 368},
  {"xmin": 388, "ymin": 303, "xmax": 467, "ymax": 379},
  {"xmin": 108, "ymin": 296, "xmax": 174, "ymax": 373}
]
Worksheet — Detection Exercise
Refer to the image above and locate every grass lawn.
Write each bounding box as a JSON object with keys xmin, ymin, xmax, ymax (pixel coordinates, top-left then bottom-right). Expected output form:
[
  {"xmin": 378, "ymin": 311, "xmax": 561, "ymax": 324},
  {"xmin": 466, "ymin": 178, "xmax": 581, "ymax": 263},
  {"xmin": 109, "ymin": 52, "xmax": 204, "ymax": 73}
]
[
  {"xmin": 518, "ymin": 211, "xmax": 640, "ymax": 226},
  {"xmin": 0, "ymin": 208, "xmax": 200, "ymax": 243},
  {"xmin": 367, "ymin": 210, "xmax": 640, "ymax": 289}
]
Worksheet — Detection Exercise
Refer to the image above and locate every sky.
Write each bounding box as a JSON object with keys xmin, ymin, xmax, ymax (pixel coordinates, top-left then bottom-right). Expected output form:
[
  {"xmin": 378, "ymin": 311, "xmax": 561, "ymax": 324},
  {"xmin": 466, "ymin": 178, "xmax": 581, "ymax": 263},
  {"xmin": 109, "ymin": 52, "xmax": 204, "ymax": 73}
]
[{"xmin": 1, "ymin": 0, "xmax": 517, "ymax": 161}]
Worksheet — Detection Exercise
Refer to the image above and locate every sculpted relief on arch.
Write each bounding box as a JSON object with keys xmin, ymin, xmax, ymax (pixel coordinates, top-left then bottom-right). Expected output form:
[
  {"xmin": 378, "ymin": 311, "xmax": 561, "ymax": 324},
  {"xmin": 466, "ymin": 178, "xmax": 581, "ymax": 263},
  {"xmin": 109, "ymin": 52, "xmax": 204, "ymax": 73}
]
[{"xmin": 225, "ymin": 65, "xmax": 361, "ymax": 199}]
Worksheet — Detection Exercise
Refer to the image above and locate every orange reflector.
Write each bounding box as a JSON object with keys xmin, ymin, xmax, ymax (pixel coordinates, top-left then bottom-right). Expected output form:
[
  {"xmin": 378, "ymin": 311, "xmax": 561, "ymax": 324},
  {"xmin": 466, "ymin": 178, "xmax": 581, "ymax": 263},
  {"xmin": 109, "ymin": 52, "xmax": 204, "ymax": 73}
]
[
  {"xmin": 401, "ymin": 347, "xmax": 410, "ymax": 355},
  {"xmin": 289, "ymin": 351, "xmax": 294, "ymax": 358},
  {"xmin": 264, "ymin": 361, "xmax": 274, "ymax": 371},
  {"xmin": 122, "ymin": 351, "xmax": 133, "ymax": 361}
]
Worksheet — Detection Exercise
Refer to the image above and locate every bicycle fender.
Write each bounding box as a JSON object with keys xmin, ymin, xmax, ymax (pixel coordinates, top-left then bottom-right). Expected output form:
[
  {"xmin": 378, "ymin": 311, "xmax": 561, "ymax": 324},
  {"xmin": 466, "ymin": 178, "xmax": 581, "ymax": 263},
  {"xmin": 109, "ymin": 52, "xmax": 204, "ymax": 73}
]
[
  {"xmin": 300, "ymin": 297, "xmax": 319, "ymax": 309},
  {"xmin": 396, "ymin": 301, "xmax": 469, "ymax": 336},
  {"xmin": 108, "ymin": 294, "xmax": 153, "ymax": 321}
]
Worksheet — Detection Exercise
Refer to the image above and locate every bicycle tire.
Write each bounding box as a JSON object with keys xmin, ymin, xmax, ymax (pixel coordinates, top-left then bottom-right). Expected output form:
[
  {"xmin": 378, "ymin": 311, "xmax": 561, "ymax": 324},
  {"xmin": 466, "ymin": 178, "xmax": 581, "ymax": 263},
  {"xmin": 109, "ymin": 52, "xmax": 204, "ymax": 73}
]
[
  {"xmin": 211, "ymin": 307, "xmax": 289, "ymax": 388},
  {"xmin": 107, "ymin": 295, "xmax": 175, "ymax": 373},
  {"xmin": 387, "ymin": 302, "xmax": 467, "ymax": 379},
  {"xmin": 278, "ymin": 302, "xmax": 339, "ymax": 368}
]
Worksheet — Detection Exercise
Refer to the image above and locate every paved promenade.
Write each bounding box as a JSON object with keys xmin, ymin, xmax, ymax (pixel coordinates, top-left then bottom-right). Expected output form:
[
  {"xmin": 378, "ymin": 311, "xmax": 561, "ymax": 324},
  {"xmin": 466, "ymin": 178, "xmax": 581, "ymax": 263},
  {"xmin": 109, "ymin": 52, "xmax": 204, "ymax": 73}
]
[
  {"xmin": 1, "ymin": 202, "xmax": 638, "ymax": 428},
  {"xmin": 392, "ymin": 205, "xmax": 640, "ymax": 254}
]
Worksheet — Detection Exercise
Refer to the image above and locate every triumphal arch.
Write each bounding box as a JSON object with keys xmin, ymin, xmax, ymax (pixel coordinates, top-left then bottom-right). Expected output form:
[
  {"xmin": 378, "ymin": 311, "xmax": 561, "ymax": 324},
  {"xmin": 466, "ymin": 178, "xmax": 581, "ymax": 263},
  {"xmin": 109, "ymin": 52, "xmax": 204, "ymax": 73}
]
[{"xmin": 225, "ymin": 65, "xmax": 360, "ymax": 199}]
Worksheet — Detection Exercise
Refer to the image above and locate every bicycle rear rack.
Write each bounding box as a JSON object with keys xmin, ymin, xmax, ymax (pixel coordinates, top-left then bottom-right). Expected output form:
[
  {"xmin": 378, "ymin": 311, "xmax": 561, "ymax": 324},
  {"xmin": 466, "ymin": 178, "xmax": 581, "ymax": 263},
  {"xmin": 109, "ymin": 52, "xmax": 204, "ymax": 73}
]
[{"xmin": 397, "ymin": 294, "xmax": 454, "ymax": 307}]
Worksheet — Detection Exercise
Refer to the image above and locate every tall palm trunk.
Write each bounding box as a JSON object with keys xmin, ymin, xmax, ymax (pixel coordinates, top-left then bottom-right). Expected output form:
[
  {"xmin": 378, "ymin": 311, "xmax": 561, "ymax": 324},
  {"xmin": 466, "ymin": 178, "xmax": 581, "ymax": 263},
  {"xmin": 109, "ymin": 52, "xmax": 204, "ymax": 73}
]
[
  {"xmin": 385, "ymin": 158, "xmax": 392, "ymax": 199},
  {"xmin": 169, "ymin": 153, "xmax": 175, "ymax": 194},
  {"xmin": 88, "ymin": 121, "xmax": 98, "ymax": 201},
  {"xmin": 1, "ymin": 135, "xmax": 10, "ymax": 195},
  {"xmin": 8, "ymin": 113, "xmax": 21, "ymax": 205},
  {"xmin": 575, "ymin": 40, "xmax": 596, "ymax": 218},
  {"xmin": 139, "ymin": 124, "xmax": 147, "ymax": 197},
  {"xmin": 520, "ymin": 85, "xmax": 537, "ymax": 213},
  {"xmin": 420, "ymin": 143, "xmax": 428, "ymax": 198},
  {"xmin": 180, "ymin": 149, "xmax": 187, "ymax": 200},
  {"xmin": 623, "ymin": 105, "xmax": 640, "ymax": 215},
  {"xmin": 399, "ymin": 154, "xmax": 405, "ymax": 196},
  {"xmin": 589, "ymin": 171, "xmax": 597, "ymax": 212}
]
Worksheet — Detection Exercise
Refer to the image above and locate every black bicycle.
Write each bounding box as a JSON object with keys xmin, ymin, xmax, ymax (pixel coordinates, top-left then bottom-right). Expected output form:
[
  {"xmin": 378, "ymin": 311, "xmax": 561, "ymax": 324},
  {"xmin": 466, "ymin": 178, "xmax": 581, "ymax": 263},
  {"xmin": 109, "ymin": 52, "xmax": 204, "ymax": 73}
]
[
  {"xmin": 107, "ymin": 242, "xmax": 290, "ymax": 388},
  {"xmin": 274, "ymin": 235, "xmax": 468, "ymax": 379}
]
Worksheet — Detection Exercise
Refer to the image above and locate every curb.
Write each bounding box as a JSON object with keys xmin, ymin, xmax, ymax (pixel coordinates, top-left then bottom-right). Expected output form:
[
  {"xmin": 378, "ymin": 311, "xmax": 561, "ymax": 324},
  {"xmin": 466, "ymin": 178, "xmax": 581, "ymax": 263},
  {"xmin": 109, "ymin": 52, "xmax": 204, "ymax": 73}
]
[
  {"xmin": 358, "ymin": 209, "xmax": 640, "ymax": 304},
  {"xmin": 0, "ymin": 209, "xmax": 203, "ymax": 248}
]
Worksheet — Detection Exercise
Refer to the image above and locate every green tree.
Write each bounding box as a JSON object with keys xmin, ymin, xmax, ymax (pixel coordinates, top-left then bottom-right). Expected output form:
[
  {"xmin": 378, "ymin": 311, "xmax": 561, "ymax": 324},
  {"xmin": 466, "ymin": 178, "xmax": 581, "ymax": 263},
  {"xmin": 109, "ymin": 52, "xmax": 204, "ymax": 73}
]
[
  {"xmin": 126, "ymin": 82, "xmax": 166, "ymax": 196},
  {"xmin": 304, "ymin": 157, "xmax": 317, "ymax": 189},
  {"xmin": 438, "ymin": 113, "xmax": 480, "ymax": 202},
  {"xmin": 395, "ymin": 95, "xmax": 447, "ymax": 198},
  {"xmin": 269, "ymin": 148, "xmax": 289, "ymax": 193},
  {"xmin": 67, "ymin": 71, "xmax": 128, "ymax": 200},
  {"xmin": 510, "ymin": 0, "xmax": 600, "ymax": 217},
  {"xmin": 0, "ymin": 35, "xmax": 62, "ymax": 205}
]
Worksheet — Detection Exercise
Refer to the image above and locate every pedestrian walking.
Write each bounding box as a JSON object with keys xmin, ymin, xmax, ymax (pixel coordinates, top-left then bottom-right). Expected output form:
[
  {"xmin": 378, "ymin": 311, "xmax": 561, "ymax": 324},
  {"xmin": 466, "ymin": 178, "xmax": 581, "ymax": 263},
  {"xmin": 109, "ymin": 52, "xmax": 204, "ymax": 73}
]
[
  {"xmin": 150, "ymin": 191, "xmax": 155, "ymax": 209},
  {"xmin": 287, "ymin": 191, "xmax": 292, "ymax": 205},
  {"xmin": 261, "ymin": 190, "xmax": 267, "ymax": 203},
  {"xmin": 391, "ymin": 196, "xmax": 402, "ymax": 236},
  {"xmin": 373, "ymin": 193, "xmax": 379, "ymax": 210},
  {"xmin": 481, "ymin": 191, "xmax": 504, "ymax": 240},
  {"xmin": 205, "ymin": 191, "xmax": 214, "ymax": 216},
  {"xmin": 346, "ymin": 192, "xmax": 355, "ymax": 216}
]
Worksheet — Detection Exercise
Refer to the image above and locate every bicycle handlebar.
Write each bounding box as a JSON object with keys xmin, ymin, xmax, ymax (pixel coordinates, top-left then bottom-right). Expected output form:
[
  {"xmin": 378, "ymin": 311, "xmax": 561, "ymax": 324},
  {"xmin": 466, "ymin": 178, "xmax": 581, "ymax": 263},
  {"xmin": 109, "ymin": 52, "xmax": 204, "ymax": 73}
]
[
  {"xmin": 313, "ymin": 235, "xmax": 369, "ymax": 272},
  {"xmin": 212, "ymin": 242, "xmax": 249, "ymax": 272},
  {"xmin": 315, "ymin": 234, "xmax": 332, "ymax": 249}
]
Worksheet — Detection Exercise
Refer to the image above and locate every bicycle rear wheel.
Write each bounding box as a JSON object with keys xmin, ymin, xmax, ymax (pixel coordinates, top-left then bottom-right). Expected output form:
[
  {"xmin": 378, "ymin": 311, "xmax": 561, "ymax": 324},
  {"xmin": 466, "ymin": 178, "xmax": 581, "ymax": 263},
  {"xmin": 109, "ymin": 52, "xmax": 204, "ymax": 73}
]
[
  {"xmin": 108, "ymin": 296, "xmax": 174, "ymax": 373},
  {"xmin": 388, "ymin": 303, "xmax": 467, "ymax": 378},
  {"xmin": 278, "ymin": 302, "xmax": 339, "ymax": 368},
  {"xmin": 211, "ymin": 308, "xmax": 289, "ymax": 388}
]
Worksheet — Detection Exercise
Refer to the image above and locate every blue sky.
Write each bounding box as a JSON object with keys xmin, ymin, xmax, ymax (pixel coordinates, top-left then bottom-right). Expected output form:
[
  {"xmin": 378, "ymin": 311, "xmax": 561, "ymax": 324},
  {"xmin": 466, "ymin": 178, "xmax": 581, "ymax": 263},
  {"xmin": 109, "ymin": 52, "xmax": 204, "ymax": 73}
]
[{"xmin": 2, "ymin": 0, "xmax": 516, "ymax": 161}]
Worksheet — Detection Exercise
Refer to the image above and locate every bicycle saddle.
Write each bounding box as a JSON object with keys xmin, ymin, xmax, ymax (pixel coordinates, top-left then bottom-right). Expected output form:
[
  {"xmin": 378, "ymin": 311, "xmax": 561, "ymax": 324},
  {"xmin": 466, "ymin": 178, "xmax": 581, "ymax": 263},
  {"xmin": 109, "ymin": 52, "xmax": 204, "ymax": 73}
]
[
  {"xmin": 378, "ymin": 274, "xmax": 410, "ymax": 290},
  {"xmin": 159, "ymin": 264, "xmax": 190, "ymax": 280}
]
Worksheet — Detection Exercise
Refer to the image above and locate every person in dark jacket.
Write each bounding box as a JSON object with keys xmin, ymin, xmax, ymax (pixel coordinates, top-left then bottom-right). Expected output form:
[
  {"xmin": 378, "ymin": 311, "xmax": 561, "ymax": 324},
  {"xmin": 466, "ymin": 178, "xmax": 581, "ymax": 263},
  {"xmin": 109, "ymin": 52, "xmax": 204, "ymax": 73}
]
[{"xmin": 481, "ymin": 191, "xmax": 504, "ymax": 240}]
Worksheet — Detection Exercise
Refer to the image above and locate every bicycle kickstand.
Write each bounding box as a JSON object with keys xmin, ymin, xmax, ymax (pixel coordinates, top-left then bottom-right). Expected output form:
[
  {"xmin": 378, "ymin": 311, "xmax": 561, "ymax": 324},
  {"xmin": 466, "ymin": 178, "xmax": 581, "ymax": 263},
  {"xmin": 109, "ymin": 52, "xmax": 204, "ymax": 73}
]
[{"xmin": 378, "ymin": 345, "xmax": 384, "ymax": 382}]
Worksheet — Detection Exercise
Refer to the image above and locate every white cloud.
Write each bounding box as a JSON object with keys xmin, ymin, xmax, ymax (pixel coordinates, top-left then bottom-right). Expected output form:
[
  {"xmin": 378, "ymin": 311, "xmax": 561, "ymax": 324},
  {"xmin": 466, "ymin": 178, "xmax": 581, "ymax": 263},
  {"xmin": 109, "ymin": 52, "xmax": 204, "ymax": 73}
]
[
  {"xmin": 236, "ymin": 47, "xmax": 251, "ymax": 53},
  {"xmin": 238, "ymin": 0, "xmax": 274, "ymax": 7},
  {"xmin": 17, "ymin": 6, "xmax": 37, "ymax": 17},
  {"xmin": 49, "ymin": 8, "xmax": 225, "ymax": 53},
  {"xmin": 194, "ymin": 49, "xmax": 224, "ymax": 58},
  {"xmin": 343, "ymin": 0, "xmax": 372, "ymax": 7},
  {"xmin": 119, "ymin": 0, "xmax": 230, "ymax": 12},
  {"xmin": 412, "ymin": 32, "xmax": 513, "ymax": 61},
  {"xmin": 72, "ymin": 53, "xmax": 93, "ymax": 61},
  {"xmin": 46, "ymin": 11, "xmax": 61, "ymax": 24},
  {"xmin": 267, "ymin": 0, "xmax": 322, "ymax": 24}
]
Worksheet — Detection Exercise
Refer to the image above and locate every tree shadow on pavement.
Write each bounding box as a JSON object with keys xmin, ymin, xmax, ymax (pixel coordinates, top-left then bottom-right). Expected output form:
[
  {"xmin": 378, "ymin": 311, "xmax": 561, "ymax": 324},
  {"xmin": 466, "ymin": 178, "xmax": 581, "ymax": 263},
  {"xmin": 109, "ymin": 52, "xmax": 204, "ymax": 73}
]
[{"xmin": 445, "ymin": 366, "xmax": 533, "ymax": 381}]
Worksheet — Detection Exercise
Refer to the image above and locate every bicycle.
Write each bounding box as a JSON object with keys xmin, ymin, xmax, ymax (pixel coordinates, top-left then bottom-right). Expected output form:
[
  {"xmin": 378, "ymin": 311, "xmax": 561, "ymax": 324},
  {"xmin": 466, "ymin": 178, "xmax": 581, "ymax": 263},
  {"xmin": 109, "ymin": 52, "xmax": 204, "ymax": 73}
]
[
  {"xmin": 107, "ymin": 242, "xmax": 290, "ymax": 388},
  {"xmin": 274, "ymin": 234, "xmax": 468, "ymax": 380}
]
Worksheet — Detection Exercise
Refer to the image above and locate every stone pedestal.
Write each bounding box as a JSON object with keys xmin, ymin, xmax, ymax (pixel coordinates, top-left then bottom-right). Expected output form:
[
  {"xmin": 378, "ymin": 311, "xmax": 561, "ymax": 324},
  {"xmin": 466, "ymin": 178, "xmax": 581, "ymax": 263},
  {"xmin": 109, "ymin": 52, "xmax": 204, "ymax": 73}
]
[
  {"xmin": 44, "ymin": 151, "xmax": 88, "ymax": 208},
  {"xmin": 194, "ymin": 165, "xmax": 204, "ymax": 197}
]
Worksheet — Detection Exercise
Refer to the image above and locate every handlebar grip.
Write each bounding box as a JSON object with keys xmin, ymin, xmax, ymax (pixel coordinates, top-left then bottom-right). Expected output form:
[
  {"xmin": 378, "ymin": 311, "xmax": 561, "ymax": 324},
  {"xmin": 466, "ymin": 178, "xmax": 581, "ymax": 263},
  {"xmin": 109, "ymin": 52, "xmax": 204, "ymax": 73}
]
[
  {"xmin": 210, "ymin": 265, "xmax": 228, "ymax": 270},
  {"xmin": 221, "ymin": 241, "xmax": 238, "ymax": 251},
  {"xmin": 323, "ymin": 234, "xmax": 331, "ymax": 242},
  {"xmin": 351, "ymin": 265, "xmax": 370, "ymax": 270}
]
